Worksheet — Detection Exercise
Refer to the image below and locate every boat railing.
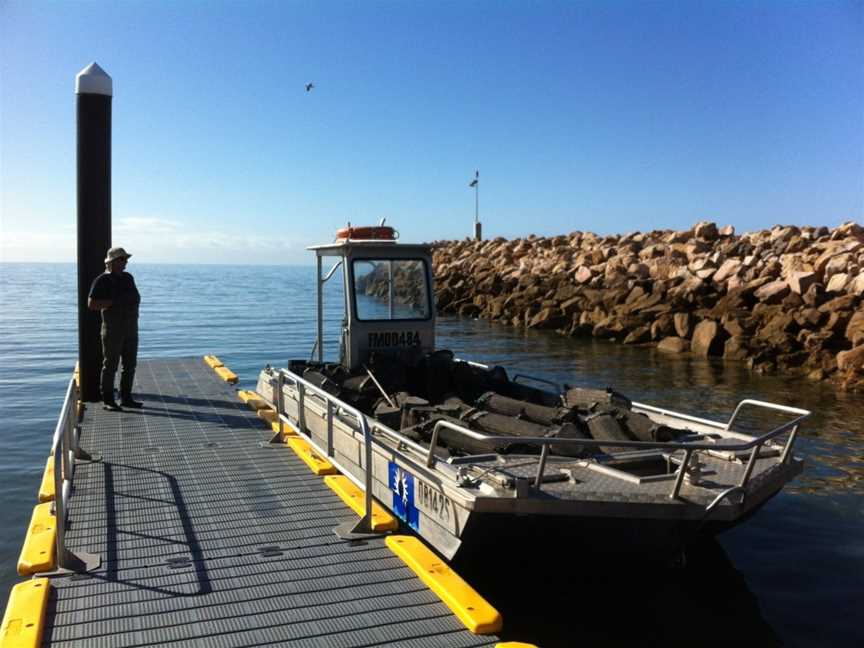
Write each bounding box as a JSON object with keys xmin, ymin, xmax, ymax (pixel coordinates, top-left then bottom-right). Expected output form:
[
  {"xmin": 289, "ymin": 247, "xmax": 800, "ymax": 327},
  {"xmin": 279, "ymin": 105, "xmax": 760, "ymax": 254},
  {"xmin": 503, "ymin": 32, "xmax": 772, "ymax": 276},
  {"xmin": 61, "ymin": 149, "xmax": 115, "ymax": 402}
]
[
  {"xmin": 48, "ymin": 378, "xmax": 100, "ymax": 573},
  {"xmin": 274, "ymin": 369, "xmax": 378, "ymax": 533},
  {"xmin": 426, "ymin": 399, "xmax": 810, "ymax": 500},
  {"xmin": 271, "ymin": 368, "xmax": 809, "ymax": 513}
]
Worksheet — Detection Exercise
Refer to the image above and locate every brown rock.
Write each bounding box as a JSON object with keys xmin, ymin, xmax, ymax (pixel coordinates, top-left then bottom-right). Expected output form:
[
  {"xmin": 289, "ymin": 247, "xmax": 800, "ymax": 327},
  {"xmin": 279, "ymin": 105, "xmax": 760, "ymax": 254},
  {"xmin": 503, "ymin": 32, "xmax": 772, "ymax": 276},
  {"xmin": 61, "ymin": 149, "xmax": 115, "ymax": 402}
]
[
  {"xmin": 623, "ymin": 325, "xmax": 652, "ymax": 344},
  {"xmin": 719, "ymin": 225, "xmax": 735, "ymax": 237},
  {"xmin": 826, "ymin": 273, "xmax": 850, "ymax": 293},
  {"xmin": 691, "ymin": 320, "xmax": 727, "ymax": 357},
  {"xmin": 802, "ymin": 283, "xmax": 826, "ymax": 307},
  {"xmin": 657, "ymin": 337, "xmax": 690, "ymax": 353},
  {"xmin": 723, "ymin": 316, "xmax": 753, "ymax": 337},
  {"xmin": 846, "ymin": 310, "xmax": 864, "ymax": 346},
  {"xmin": 694, "ymin": 221, "xmax": 719, "ymax": 241},
  {"xmin": 723, "ymin": 336, "xmax": 751, "ymax": 360},
  {"xmin": 754, "ymin": 280, "xmax": 789, "ymax": 304},
  {"xmin": 674, "ymin": 312, "xmax": 692, "ymax": 338},
  {"xmin": 794, "ymin": 308, "xmax": 824, "ymax": 329},
  {"xmin": 713, "ymin": 259, "xmax": 742, "ymax": 284},
  {"xmin": 788, "ymin": 271, "xmax": 817, "ymax": 295},
  {"xmin": 574, "ymin": 266, "xmax": 593, "ymax": 284},
  {"xmin": 528, "ymin": 307, "xmax": 567, "ymax": 329},
  {"xmin": 837, "ymin": 345, "xmax": 864, "ymax": 372},
  {"xmin": 818, "ymin": 294, "xmax": 857, "ymax": 313},
  {"xmin": 650, "ymin": 313, "xmax": 675, "ymax": 339},
  {"xmin": 848, "ymin": 273, "xmax": 864, "ymax": 297}
]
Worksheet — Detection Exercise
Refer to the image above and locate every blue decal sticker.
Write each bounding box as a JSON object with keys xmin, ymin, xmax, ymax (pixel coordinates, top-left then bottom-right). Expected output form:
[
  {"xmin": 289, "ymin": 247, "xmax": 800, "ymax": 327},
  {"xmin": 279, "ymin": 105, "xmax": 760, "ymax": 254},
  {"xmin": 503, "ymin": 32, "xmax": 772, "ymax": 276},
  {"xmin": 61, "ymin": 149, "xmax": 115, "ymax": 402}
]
[{"xmin": 388, "ymin": 462, "xmax": 419, "ymax": 531}]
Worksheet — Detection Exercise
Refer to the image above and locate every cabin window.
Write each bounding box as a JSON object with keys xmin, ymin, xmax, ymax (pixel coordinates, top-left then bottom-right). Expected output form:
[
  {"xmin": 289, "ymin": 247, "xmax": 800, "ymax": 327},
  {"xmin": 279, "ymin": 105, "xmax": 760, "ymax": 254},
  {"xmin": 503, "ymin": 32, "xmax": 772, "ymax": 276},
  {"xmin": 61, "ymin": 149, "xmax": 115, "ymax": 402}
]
[{"xmin": 352, "ymin": 259, "xmax": 431, "ymax": 321}]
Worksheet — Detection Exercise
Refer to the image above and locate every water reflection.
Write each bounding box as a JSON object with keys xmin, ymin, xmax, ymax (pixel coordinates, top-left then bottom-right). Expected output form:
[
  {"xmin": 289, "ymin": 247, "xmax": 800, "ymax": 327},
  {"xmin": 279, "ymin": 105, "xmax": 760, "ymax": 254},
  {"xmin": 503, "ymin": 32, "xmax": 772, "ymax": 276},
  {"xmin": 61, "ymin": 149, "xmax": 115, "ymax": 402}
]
[{"xmin": 456, "ymin": 538, "xmax": 779, "ymax": 648}]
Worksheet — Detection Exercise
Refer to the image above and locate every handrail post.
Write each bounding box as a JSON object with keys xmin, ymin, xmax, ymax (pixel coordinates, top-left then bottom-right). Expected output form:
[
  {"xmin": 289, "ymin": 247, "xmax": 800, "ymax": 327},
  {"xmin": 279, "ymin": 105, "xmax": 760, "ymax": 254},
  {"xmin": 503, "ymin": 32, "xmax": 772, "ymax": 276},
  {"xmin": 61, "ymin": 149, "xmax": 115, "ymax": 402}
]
[
  {"xmin": 427, "ymin": 424, "xmax": 441, "ymax": 468},
  {"xmin": 533, "ymin": 444, "xmax": 550, "ymax": 489},
  {"xmin": 780, "ymin": 424, "xmax": 799, "ymax": 464},
  {"xmin": 326, "ymin": 400, "xmax": 334, "ymax": 457},
  {"xmin": 359, "ymin": 417, "xmax": 375, "ymax": 532},
  {"xmin": 53, "ymin": 442, "xmax": 67, "ymax": 567},
  {"xmin": 297, "ymin": 383, "xmax": 307, "ymax": 434},
  {"xmin": 738, "ymin": 444, "xmax": 760, "ymax": 488},
  {"xmin": 276, "ymin": 371, "xmax": 285, "ymax": 438},
  {"xmin": 669, "ymin": 449, "xmax": 692, "ymax": 499}
]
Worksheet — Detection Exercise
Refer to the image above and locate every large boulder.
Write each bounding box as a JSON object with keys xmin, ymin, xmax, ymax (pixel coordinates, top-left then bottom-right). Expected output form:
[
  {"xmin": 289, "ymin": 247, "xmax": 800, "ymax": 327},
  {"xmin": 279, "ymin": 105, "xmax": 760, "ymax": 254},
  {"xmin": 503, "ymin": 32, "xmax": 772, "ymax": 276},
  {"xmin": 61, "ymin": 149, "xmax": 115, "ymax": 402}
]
[
  {"xmin": 724, "ymin": 336, "xmax": 751, "ymax": 360},
  {"xmin": 837, "ymin": 345, "xmax": 864, "ymax": 372},
  {"xmin": 788, "ymin": 271, "xmax": 817, "ymax": 295},
  {"xmin": 528, "ymin": 307, "xmax": 567, "ymax": 329},
  {"xmin": 657, "ymin": 336, "xmax": 690, "ymax": 353},
  {"xmin": 691, "ymin": 320, "xmax": 727, "ymax": 357},
  {"xmin": 713, "ymin": 259, "xmax": 742, "ymax": 284},
  {"xmin": 754, "ymin": 280, "xmax": 790, "ymax": 304},
  {"xmin": 623, "ymin": 325, "xmax": 652, "ymax": 344},
  {"xmin": 674, "ymin": 312, "xmax": 692, "ymax": 338},
  {"xmin": 846, "ymin": 310, "xmax": 864, "ymax": 346},
  {"xmin": 693, "ymin": 221, "xmax": 719, "ymax": 241}
]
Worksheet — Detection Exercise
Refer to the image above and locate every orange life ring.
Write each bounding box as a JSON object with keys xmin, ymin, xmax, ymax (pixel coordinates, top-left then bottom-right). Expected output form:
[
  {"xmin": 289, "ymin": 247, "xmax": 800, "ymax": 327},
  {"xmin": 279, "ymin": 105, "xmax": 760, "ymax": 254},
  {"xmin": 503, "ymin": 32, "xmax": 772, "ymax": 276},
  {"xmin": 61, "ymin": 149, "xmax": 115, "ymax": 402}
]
[{"xmin": 335, "ymin": 225, "xmax": 397, "ymax": 241}]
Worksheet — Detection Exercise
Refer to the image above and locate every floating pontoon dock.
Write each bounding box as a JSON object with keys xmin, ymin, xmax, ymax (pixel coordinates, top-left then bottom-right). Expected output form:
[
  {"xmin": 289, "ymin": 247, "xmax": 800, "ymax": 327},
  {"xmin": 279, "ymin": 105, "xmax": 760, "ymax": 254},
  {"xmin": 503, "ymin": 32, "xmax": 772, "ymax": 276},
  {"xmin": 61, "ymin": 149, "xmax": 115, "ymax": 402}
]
[{"xmin": 4, "ymin": 357, "xmax": 509, "ymax": 647}]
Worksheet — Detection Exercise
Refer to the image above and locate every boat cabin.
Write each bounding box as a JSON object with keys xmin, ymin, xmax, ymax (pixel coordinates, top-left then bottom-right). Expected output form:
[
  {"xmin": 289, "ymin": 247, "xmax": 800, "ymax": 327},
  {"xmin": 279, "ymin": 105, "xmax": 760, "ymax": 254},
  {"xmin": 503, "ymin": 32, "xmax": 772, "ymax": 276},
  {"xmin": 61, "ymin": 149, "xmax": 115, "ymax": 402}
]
[{"xmin": 309, "ymin": 226, "xmax": 436, "ymax": 371}]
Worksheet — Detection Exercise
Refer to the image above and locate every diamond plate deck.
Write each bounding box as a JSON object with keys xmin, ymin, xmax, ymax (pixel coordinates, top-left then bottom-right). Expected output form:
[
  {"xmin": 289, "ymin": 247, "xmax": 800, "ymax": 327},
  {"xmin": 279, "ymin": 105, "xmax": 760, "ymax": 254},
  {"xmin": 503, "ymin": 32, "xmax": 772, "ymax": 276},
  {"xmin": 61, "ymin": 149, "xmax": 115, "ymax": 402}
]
[{"xmin": 44, "ymin": 358, "xmax": 497, "ymax": 647}]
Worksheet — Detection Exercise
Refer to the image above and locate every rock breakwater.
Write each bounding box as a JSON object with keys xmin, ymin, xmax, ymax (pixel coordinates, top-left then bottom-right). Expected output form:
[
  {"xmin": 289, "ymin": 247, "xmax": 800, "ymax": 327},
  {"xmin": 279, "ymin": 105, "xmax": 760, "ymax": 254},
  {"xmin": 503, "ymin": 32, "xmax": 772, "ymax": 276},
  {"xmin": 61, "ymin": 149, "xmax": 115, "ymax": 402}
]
[{"xmin": 432, "ymin": 221, "xmax": 864, "ymax": 391}]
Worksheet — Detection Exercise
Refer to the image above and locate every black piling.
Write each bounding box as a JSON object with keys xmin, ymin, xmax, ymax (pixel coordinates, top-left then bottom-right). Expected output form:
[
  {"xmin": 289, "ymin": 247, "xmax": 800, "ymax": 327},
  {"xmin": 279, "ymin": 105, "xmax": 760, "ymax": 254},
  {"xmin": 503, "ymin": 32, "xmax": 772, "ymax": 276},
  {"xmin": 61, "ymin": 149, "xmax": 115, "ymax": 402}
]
[{"xmin": 76, "ymin": 62, "xmax": 113, "ymax": 401}]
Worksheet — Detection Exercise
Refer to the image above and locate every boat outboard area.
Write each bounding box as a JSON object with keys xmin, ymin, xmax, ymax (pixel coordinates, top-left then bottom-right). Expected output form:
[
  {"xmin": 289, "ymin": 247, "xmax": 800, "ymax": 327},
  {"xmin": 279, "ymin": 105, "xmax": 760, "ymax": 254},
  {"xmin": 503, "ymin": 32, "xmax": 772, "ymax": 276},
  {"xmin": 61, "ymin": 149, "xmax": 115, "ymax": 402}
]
[{"xmin": 254, "ymin": 226, "xmax": 811, "ymax": 560}]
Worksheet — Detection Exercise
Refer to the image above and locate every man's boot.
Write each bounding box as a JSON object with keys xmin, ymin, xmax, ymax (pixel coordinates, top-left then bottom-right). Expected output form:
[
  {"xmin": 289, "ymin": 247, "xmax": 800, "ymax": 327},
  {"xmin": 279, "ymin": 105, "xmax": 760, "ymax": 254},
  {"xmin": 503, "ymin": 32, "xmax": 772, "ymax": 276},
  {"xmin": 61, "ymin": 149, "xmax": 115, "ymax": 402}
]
[{"xmin": 120, "ymin": 393, "xmax": 143, "ymax": 409}]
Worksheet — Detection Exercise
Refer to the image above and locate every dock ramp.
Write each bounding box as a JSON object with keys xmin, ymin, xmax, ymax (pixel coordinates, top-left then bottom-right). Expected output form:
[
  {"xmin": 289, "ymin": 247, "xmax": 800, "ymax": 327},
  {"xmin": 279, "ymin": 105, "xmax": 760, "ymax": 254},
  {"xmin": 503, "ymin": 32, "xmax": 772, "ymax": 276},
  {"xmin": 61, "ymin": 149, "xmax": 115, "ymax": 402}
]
[{"xmin": 5, "ymin": 358, "xmax": 503, "ymax": 647}]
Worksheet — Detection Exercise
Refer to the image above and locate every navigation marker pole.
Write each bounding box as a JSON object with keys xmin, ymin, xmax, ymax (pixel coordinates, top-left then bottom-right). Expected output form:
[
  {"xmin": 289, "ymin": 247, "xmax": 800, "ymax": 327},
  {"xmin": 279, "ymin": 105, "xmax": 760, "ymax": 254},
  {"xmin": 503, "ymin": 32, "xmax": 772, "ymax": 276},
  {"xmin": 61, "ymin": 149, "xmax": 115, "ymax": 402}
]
[
  {"xmin": 469, "ymin": 170, "xmax": 481, "ymax": 240},
  {"xmin": 76, "ymin": 63, "xmax": 113, "ymax": 402}
]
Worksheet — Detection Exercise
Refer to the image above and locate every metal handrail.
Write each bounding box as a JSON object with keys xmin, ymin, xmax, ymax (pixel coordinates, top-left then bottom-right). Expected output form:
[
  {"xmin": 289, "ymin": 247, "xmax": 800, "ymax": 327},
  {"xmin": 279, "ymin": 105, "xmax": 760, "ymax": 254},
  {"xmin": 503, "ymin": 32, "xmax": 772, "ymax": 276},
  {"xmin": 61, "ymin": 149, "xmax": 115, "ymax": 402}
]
[
  {"xmin": 49, "ymin": 378, "xmax": 99, "ymax": 573},
  {"xmin": 270, "ymin": 366, "xmax": 809, "ymax": 511},
  {"xmin": 274, "ymin": 369, "xmax": 375, "ymax": 533},
  {"xmin": 424, "ymin": 400, "xmax": 809, "ymax": 501}
]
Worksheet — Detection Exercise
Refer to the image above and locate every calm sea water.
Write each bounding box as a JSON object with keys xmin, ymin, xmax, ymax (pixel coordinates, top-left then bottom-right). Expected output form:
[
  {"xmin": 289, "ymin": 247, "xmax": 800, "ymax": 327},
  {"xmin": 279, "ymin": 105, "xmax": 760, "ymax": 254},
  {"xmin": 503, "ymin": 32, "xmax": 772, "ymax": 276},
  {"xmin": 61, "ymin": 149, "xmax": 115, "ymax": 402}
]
[{"xmin": 1, "ymin": 263, "xmax": 862, "ymax": 646}]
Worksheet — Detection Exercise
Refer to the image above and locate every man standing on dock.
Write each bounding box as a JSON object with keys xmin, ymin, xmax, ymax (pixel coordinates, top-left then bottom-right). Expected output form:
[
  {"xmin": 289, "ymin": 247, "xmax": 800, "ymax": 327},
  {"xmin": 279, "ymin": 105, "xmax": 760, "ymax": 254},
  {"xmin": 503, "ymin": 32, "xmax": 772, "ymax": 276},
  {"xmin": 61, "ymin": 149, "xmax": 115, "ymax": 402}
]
[{"xmin": 87, "ymin": 247, "xmax": 143, "ymax": 411}]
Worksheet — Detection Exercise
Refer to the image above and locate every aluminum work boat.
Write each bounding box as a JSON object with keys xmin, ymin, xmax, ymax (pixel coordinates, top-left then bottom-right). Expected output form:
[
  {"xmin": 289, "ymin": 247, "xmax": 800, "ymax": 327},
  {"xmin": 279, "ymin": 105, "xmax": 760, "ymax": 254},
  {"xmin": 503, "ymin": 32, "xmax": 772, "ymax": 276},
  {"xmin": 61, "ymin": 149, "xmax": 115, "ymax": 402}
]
[{"xmin": 255, "ymin": 226, "xmax": 809, "ymax": 560}]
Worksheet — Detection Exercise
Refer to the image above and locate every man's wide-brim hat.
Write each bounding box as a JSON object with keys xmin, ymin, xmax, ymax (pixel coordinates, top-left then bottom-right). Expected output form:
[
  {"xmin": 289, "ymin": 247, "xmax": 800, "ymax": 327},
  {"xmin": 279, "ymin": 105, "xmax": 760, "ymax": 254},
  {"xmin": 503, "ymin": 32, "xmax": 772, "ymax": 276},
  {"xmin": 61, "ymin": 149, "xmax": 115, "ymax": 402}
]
[{"xmin": 104, "ymin": 247, "xmax": 132, "ymax": 264}]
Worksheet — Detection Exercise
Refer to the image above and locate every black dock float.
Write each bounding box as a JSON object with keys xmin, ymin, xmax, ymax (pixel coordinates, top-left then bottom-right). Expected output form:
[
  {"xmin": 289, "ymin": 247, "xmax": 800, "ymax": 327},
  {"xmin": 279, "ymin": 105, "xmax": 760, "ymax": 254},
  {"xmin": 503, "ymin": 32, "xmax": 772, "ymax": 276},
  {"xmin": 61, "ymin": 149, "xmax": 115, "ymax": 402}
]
[{"xmin": 42, "ymin": 358, "xmax": 498, "ymax": 647}]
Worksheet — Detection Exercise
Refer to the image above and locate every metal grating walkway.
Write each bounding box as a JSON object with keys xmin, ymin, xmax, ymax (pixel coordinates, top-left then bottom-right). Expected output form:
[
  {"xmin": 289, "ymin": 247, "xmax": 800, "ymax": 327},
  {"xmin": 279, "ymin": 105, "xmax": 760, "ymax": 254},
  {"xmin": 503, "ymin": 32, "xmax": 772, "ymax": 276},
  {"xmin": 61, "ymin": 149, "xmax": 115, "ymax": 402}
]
[{"xmin": 43, "ymin": 358, "xmax": 497, "ymax": 647}]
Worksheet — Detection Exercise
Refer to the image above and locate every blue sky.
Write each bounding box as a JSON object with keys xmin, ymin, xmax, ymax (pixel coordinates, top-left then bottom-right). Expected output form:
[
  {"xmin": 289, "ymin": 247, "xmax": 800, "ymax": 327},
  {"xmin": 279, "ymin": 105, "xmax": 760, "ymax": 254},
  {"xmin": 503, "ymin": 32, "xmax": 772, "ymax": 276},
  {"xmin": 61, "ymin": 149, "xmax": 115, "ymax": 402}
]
[{"xmin": 1, "ymin": 1, "xmax": 861, "ymax": 264}]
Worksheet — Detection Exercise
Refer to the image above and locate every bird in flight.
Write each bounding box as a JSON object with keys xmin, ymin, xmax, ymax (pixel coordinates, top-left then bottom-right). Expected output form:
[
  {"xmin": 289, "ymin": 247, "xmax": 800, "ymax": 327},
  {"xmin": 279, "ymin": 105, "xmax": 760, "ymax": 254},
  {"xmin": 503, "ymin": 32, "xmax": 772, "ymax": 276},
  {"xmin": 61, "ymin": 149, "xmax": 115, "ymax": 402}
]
[{"xmin": 305, "ymin": 82, "xmax": 314, "ymax": 92}]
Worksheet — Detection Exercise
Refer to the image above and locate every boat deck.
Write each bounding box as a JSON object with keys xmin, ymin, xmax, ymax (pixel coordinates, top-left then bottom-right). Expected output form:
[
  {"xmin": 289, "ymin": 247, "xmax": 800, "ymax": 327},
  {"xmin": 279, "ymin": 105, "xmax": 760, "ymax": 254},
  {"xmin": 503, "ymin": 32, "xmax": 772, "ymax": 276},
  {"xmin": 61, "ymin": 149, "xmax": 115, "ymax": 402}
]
[{"xmin": 42, "ymin": 357, "xmax": 497, "ymax": 647}]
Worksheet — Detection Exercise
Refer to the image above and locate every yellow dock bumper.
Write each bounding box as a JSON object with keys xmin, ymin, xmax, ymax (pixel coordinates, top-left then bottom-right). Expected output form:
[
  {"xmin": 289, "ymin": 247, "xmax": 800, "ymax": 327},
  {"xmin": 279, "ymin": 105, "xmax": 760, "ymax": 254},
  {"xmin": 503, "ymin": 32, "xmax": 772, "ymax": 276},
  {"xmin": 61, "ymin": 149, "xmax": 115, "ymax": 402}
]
[
  {"xmin": 17, "ymin": 503, "xmax": 56, "ymax": 576},
  {"xmin": 237, "ymin": 390, "xmax": 268, "ymax": 410},
  {"xmin": 324, "ymin": 475, "xmax": 398, "ymax": 531},
  {"xmin": 1, "ymin": 578, "xmax": 50, "ymax": 647},
  {"xmin": 37, "ymin": 458, "xmax": 54, "ymax": 503},
  {"xmin": 203, "ymin": 355, "xmax": 223, "ymax": 368},
  {"xmin": 257, "ymin": 408, "xmax": 278, "ymax": 425},
  {"xmin": 214, "ymin": 366, "xmax": 238, "ymax": 384},
  {"xmin": 286, "ymin": 438, "xmax": 338, "ymax": 475},
  {"xmin": 386, "ymin": 535, "xmax": 502, "ymax": 634}
]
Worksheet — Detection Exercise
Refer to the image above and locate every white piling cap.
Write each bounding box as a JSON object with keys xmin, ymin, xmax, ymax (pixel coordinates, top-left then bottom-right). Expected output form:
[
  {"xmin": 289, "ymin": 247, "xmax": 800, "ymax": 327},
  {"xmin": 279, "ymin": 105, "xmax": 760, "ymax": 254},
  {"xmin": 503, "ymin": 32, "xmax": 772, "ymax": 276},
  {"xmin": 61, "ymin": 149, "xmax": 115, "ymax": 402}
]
[{"xmin": 75, "ymin": 62, "xmax": 112, "ymax": 96}]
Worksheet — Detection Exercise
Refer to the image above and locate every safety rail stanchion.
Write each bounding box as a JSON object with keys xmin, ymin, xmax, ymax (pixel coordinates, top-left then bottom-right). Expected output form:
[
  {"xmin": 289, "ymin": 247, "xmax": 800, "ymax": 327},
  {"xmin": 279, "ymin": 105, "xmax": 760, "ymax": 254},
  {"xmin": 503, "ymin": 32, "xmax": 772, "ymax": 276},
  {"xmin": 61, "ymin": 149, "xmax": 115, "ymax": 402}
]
[
  {"xmin": 276, "ymin": 369, "xmax": 379, "ymax": 537},
  {"xmin": 47, "ymin": 378, "xmax": 100, "ymax": 574},
  {"xmin": 738, "ymin": 445, "xmax": 761, "ymax": 488},
  {"xmin": 533, "ymin": 444, "xmax": 550, "ymax": 488},
  {"xmin": 297, "ymin": 383, "xmax": 307, "ymax": 433},
  {"xmin": 670, "ymin": 449, "xmax": 692, "ymax": 500},
  {"xmin": 780, "ymin": 425, "xmax": 800, "ymax": 464},
  {"xmin": 276, "ymin": 371, "xmax": 285, "ymax": 438},
  {"xmin": 326, "ymin": 400, "xmax": 334, "ymax": 457}
]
